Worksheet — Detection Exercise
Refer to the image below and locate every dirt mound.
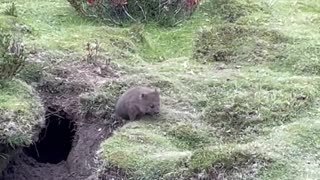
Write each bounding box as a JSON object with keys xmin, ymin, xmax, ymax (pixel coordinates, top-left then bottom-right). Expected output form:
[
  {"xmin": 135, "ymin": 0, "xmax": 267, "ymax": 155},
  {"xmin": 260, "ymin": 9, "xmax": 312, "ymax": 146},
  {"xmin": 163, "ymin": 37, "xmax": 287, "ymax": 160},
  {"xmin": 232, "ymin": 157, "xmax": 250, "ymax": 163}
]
[{"xmin": 1, "ymin": 52, "xmax": 125, "ymax": 180}]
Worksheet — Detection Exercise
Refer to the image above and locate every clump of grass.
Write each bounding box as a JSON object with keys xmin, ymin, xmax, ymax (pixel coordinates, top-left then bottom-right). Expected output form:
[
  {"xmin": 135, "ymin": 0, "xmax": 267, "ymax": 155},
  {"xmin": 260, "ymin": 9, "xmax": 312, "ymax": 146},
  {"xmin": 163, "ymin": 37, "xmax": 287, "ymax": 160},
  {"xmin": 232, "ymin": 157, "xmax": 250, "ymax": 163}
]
[
  {"xmin": 99, "ymin": 121, "xmax": 192, "ymax": 179},
  {"xmin": 193, "ymin": 24, "xmax": 287, "ymax": 63},
  {"xmin": 200, "ymin": 69, "xmax": 320, "ymax": 139},
  {"xmin": 17, "ymin": 61, "xmax": 45, "ymax": 84},
  {"xmin": 4, "ymin": 3, "xmax": 18, "ymax": 17},
  {"xmin": 201, "ymin": 0, "xmax": 266, "ymax": 23},
  {"xmin": 0, "ymin": 79, "xmax": 45, "ymax": 147},
  {"xmin": 167, "ymin": 123, "xmax": 211, "ymax": 149},
  {"xmin": 0, "ymin": 32, "xmax": 26, "ymax": 81}
]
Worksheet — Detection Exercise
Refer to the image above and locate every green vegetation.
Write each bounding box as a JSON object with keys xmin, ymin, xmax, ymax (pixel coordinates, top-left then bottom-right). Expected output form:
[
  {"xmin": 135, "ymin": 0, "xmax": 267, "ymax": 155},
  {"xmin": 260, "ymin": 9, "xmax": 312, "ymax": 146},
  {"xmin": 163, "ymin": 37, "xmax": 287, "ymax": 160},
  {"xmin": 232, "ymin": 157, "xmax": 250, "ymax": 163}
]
[
  {"xmin": 193, "ymin": 24, "xmax": 287, "ymax": 63},
  {"xmin": 1, "ymin": 0, "xmax": 320, "ymax": 179},
  {"xmin": 0, "ymin": 33, "xmax": 26, "ymax": 81},
  {"xmin": 67, "ymin": 0, "xmax": 200, "ymax": 27},
  {"xmin": 201, "ymin": 69, "xmax": 320, "ymax": 139},
  {"xmin": 0, "ymin": 79, "xmax": 44, "ymax": 147},
  {"xmin": 0, "ymin": 3, "xmax": 44, "ymax": 150},
  {"xmin": 100, "ymin": 121, "xmax": 192, "ymax": 179}
]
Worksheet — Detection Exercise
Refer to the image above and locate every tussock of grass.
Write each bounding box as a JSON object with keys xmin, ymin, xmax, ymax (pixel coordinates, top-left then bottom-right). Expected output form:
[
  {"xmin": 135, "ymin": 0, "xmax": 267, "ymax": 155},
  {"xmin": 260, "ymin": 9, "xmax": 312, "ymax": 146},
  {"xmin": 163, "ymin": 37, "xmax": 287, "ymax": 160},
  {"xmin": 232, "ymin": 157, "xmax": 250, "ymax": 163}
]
[
  {"xmin": 193, "ymin": 24, "xmax": 287, "ymax": 63},
  {"xmin": 17, "ymin": 61, "xmax": 45, "ymax": 84},
  {"xmin": 0, "ymin": 79, "xmax": 44, "ymax": 147},
  {"xmin": 167, "ymin": 123, "xmax": 211, "ymax": 149}
]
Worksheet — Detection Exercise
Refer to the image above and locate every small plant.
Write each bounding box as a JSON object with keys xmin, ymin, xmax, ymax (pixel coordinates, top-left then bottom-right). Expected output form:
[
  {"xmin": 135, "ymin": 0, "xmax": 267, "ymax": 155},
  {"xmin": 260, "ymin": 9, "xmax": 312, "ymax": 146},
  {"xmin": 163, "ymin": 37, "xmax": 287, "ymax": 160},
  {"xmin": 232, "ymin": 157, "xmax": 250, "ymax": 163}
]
[
  {"xmin": 4, "ymin": 3, "xmax": 18, "ymax": 17},
  {"xmin": 84, "ymin": 39, "xmax": 101, "ymax": 63},
  {"xmin": 0, "ymin": 33, "xmax": 26, "ymax": 81}
]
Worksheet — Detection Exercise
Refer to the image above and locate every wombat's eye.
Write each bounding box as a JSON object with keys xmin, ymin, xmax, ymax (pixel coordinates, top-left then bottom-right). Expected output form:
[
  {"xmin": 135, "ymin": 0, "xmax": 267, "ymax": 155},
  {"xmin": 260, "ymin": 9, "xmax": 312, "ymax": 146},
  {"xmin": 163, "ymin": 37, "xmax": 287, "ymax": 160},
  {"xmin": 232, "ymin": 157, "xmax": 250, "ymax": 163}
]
[{"xmin": 150, "ymin": 105, "xmax": 155, "ymax": 108}]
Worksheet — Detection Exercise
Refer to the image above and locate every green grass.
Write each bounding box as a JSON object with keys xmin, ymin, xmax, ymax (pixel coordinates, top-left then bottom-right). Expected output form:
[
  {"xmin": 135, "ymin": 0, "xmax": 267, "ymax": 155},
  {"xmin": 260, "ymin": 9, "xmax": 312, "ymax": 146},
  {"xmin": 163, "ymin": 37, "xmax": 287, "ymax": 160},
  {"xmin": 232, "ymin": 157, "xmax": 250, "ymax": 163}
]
[
  {"xmin": 1, "ymin": 0, "xmax": 320, "ymax": 179},
  {"xmin": 0, "ymin": 79, "xmax": 44, "ymax": 147},
  {"xmin": 100, "ymin": 121, "xmax": 192, "ymax": 179}
]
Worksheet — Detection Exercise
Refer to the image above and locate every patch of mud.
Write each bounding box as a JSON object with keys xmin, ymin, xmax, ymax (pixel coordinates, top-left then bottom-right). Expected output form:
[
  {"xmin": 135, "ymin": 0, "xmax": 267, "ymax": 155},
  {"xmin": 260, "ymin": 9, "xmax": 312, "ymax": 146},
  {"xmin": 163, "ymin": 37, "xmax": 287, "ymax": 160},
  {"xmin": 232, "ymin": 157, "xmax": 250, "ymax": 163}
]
[{"xmin": 1, "ymin": 51, "xmax": 126, "ymax": 180}]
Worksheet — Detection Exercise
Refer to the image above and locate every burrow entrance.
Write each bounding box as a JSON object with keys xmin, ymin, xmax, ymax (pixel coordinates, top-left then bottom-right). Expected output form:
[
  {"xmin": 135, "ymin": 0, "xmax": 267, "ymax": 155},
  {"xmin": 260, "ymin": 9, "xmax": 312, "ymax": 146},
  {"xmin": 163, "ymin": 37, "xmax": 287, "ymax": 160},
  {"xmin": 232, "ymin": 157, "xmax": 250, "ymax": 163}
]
[{"xmin": 23, "ymin": 108, "xmax": 76, "ymax": 164}]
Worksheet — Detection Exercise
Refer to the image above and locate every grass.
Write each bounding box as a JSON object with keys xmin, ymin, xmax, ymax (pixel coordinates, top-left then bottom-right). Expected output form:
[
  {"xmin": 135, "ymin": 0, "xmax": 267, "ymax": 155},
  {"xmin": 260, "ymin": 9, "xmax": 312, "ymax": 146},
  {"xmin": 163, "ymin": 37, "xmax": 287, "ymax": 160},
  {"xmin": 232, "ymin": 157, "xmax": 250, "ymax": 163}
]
[
  {"xmin": 100, "ymin": 121, "xmax": 192, "ymax": 179},
  {"xmin": 0, "ymin": 79, "xmax": 44, "ymax": 147},
  {"xmin": 1, "ymin": 0, "xmax": 320, "ymax": 179}
]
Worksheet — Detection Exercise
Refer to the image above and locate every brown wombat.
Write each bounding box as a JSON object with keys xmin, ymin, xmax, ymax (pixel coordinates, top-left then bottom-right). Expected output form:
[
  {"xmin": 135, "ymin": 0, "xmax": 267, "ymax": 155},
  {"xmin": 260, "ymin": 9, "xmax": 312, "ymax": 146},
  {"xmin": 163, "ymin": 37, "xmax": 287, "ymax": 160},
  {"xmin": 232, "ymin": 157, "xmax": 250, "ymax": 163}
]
[{"xmin": 115, "ymin": 86, "xmax": 161, "ymax": 121}]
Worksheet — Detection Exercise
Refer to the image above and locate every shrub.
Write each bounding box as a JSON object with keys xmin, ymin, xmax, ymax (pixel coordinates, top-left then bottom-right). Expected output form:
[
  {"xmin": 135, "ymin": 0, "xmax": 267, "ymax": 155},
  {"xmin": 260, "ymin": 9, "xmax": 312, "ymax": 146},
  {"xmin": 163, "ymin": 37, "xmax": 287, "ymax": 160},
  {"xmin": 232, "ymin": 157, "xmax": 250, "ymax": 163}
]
[
  {"xmin": 67, "ymin": 0, "xmax": 202, "ymax": 26},
  {"xmin": 0, "ymin": 33, "xmax": 26, "ymax": 81}
]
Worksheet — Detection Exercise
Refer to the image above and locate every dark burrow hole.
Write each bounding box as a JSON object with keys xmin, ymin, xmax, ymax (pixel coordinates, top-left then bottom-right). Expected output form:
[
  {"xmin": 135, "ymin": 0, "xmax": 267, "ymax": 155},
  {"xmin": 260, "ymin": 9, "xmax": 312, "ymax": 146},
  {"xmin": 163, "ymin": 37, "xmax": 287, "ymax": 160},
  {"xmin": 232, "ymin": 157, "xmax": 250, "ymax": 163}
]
[{"xmin": 23, "ymin": 108, "xmax": 76, "ymax": 164}]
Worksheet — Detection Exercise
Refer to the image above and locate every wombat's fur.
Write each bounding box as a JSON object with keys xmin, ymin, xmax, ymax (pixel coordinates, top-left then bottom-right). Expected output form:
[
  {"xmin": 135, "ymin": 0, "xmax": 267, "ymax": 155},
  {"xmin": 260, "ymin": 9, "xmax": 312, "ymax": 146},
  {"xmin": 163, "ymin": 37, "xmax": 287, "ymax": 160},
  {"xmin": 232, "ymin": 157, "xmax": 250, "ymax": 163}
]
[{"xmin": 115, "ymin": 86, "xmax": 161, "ymax": 121}]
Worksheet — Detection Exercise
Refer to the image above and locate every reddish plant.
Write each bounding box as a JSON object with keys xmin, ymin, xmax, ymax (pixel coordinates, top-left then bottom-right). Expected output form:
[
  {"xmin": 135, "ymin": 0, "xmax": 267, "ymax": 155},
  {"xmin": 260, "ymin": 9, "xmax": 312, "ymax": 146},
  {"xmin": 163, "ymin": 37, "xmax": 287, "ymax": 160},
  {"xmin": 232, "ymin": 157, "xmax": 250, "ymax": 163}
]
[
  {"xmin": 86, "ymin": 0, "xmax": 96, "ymax": 5},
  {"xmin": 186, "ymin": 0, "xmax": 202, "ymax": 10}
]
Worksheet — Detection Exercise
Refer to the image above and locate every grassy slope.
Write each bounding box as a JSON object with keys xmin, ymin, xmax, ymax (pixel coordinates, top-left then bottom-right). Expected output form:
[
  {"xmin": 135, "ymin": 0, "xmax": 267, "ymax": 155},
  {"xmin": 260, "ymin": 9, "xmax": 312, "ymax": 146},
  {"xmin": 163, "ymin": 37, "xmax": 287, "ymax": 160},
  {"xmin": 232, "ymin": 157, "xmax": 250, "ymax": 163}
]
[
  {"xmin": 1, "ymin": 0, "xmax": 320, "ymax": 179},
  {"xmin": 0, "ymin": 79, "xmax": 44, "ymax": 147}
]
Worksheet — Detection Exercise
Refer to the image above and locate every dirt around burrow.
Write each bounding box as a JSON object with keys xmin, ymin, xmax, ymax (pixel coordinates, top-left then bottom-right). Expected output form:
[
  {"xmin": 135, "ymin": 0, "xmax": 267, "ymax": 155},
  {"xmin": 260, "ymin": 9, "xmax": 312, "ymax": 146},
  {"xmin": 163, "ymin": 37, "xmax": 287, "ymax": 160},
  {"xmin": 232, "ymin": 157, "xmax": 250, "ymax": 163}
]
[{"xmin": 1, "ymin": 51, "xmax": 126, "ymax": 180}]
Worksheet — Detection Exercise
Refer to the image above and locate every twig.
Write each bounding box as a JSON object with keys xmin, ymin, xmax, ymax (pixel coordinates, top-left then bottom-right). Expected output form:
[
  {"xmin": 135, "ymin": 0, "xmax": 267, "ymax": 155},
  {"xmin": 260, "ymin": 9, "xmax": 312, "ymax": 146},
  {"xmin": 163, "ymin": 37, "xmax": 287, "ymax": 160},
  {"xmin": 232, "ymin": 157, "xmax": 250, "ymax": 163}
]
[{"xmin": 122, "ymin": 6, "xmax": 136, "ymax": 22}]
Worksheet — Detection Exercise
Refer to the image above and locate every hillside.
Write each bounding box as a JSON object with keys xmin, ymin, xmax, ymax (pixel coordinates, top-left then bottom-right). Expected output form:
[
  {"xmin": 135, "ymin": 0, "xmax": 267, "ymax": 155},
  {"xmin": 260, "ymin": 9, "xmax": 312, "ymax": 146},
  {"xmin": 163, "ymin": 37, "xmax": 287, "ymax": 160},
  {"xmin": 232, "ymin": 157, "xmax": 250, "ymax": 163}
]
[{"xmin": 0, "ymin": 0, "xmax": 320, "ymax": 179}]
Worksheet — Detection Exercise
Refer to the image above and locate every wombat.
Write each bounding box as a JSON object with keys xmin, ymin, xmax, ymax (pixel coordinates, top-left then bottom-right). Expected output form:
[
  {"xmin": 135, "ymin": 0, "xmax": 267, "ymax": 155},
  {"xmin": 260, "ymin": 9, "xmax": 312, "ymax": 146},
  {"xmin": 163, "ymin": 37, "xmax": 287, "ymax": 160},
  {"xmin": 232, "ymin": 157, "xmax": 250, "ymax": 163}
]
[{"xmin": 115, "ymin": 86, "xmax": 161, "ymax": 121}]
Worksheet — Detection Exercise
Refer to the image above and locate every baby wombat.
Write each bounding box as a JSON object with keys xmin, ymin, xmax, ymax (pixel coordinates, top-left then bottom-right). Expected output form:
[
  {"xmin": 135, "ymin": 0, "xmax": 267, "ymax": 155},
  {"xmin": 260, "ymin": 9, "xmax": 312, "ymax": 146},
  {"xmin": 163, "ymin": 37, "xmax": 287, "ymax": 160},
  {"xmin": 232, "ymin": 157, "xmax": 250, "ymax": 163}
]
[{"xmin": 115, "ymin": 86, "xmax": 161, "ymax": 121}]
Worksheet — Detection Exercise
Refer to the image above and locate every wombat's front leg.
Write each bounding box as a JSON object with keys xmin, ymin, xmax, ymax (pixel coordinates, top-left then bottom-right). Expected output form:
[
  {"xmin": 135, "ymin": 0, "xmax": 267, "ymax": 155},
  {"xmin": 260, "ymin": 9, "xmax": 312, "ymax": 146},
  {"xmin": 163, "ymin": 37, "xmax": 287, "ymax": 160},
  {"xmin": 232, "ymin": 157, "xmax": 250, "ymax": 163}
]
[
  {"xmin": 128, "ymin": 106, "xmax": 138, "ymax": 121},
  {"xmin": 128, "ymin": 106, "xmax": 145, "ymax": 121}
]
